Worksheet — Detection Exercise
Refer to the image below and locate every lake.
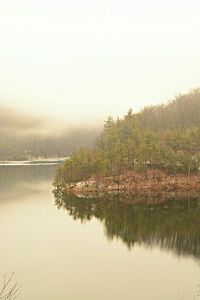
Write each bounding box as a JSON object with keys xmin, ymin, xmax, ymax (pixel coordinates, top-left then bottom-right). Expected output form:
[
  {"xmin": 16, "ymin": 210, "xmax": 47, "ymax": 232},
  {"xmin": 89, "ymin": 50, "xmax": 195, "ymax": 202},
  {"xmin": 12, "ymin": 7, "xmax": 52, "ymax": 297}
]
[{"xmin": 0, "ymin": 164, "xmax": 200, "ymax": 300}]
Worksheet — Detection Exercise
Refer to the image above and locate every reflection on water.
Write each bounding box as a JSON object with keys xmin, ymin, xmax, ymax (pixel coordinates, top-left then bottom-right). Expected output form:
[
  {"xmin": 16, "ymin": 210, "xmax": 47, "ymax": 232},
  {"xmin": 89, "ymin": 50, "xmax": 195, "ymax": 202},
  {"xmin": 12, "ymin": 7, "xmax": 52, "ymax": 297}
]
[
  {"xmin": 1, "ymin": 165, "xmax": 200, "ymax": 300},
  {"xmin": 0, "ymin": 165, "xmax": 57, "ymax": 188},
  {"xmin": 54, "ymin": 191, "xmax": 200, "ymax": 260},
  {"xmin": 0, "ymin": 165, "xmax": 57, "ymax": 200}
]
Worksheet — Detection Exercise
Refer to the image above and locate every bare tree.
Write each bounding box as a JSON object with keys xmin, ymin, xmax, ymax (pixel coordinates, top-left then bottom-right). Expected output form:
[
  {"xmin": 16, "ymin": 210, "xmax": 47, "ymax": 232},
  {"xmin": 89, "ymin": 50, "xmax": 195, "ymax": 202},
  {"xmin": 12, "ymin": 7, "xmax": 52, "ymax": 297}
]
[{"xmin": 0, "ymin": 273, "xmax": 21, "ymax": 300}]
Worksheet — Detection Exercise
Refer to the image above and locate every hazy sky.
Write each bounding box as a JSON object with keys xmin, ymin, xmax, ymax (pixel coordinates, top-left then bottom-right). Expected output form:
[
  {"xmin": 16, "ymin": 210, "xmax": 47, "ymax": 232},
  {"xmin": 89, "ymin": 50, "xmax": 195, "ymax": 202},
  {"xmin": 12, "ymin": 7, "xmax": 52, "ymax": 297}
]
[{"xmin": 0, "ymin": 0, "xmax": 200, "ymax": 124}]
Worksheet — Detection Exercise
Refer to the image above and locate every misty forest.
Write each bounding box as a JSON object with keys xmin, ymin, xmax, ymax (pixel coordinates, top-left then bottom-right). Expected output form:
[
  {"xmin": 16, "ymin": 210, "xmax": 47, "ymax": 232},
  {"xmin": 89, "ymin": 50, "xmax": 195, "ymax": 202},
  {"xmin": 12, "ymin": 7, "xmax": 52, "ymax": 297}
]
[
  {"xmin": 55, "ymin": 89, "xmax": 200, "ymax": 186},
  {"xmin": 0, "ymin": 107, "xmax": 99, "ymax": 160},
  {"xmin": 2, "ymin": 88, "xmax": 200, "ymax": 300},
  {"xmin": 1, "ymin": 0, "xmax": 200, "ymax": 299}
]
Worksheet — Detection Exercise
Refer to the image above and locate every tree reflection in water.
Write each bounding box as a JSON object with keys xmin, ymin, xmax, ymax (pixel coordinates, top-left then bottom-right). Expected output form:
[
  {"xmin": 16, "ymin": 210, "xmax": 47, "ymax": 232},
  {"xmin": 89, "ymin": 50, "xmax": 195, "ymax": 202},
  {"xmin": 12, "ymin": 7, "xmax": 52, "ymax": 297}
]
[{"xmin": 53, "ymin": 191, "xmax": 200, "ymax": 260}]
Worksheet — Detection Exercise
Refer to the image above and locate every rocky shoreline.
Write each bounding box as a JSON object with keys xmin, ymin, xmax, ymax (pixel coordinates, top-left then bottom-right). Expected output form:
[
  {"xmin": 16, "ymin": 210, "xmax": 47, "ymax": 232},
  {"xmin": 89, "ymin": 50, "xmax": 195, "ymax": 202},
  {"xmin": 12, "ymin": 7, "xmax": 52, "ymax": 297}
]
[{"xmin": 56, "ymin": 170, "xmax": 200, "ymax": 198}]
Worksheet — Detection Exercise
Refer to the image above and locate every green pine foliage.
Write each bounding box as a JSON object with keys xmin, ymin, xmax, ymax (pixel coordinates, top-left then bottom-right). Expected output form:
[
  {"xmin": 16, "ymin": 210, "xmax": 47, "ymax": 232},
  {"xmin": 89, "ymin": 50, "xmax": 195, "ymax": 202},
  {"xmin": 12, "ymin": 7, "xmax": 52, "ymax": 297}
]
[{"xmin": 55, "ymin": 89, "xmax": 200, "ymax": 186}]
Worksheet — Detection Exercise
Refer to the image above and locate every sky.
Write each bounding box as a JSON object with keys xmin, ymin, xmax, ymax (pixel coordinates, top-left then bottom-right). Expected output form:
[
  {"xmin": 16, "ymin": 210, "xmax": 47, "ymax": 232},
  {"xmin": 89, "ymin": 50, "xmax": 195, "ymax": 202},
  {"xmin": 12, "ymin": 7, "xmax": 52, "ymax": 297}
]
[{"xmin": 0, "ymin": 0, "xmax": 200, "ymax": 125}]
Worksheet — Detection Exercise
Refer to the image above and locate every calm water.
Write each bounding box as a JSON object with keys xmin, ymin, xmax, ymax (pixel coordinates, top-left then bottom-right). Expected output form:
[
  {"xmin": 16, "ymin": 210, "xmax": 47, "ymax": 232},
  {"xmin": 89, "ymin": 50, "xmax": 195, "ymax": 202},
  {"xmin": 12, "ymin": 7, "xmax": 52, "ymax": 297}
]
[{"xmin": 0, "ymin": 165, "xmax": 200, "ymax": 300}]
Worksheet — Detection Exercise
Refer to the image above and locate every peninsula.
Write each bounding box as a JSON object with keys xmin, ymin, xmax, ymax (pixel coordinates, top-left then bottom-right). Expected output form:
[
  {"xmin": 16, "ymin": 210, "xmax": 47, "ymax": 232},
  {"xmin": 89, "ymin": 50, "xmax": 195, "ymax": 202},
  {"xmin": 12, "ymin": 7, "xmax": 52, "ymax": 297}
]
[{"xmin": 54, "ymin": 89, "xmax": 200, "ymax": 197}]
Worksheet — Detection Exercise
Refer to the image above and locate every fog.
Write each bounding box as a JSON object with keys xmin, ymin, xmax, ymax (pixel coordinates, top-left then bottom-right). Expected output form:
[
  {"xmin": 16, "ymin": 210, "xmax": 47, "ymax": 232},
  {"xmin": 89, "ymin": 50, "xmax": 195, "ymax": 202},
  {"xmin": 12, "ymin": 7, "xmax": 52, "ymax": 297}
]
[
  {"xmin": 0, "ymin": 104, "xmax": 45, "ymax": 134},
  {"xmin": 1, "ymin": 0, "xmax": 200, "ymax": 124},
  {"xmin": 0, "ymin": 104, "xmax": 100, "ymax": 160},
  {"xmin": 1, "ymin": 0, "xmax": 200, "ymax": 159}
]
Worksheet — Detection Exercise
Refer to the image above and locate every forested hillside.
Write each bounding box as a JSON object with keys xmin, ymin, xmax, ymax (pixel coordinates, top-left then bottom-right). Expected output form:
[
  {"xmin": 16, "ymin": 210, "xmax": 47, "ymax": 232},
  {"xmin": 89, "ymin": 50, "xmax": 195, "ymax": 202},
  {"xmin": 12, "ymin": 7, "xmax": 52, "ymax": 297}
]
[
  {"xmin": 138, "ymin": 88, "xmax": 200, "ymax": 131},
  {"xmin": 55, "ymin": 89, "xmax": 200, "ymax": 185}
]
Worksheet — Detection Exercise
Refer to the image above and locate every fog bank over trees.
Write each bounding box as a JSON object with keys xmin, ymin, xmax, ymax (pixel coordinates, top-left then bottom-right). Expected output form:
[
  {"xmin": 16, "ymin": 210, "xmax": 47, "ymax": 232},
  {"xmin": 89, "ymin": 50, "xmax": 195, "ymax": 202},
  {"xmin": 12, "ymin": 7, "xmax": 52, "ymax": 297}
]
[
  {"xmin": 0, "ymin": 105, "xmax": 44, "ymax": 133},
  {"xmin": 55, "ymin": 88, "xmax": 200, "ymax": 185},
  {"xmin": 1, "ymin": 88, "xmax": 200, "ymax": 161},
  {"xmin": 0, "ymin": 104, "xmax": 100, "ymax": 160}
]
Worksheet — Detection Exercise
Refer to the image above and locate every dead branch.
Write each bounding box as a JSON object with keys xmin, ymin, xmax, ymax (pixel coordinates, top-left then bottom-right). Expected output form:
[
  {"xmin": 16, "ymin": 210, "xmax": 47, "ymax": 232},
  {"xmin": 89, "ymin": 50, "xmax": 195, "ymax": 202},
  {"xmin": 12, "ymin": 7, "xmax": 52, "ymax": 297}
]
[{"xmin": 0, "ymin": 273, "xmax": 21, "ymax": 300}]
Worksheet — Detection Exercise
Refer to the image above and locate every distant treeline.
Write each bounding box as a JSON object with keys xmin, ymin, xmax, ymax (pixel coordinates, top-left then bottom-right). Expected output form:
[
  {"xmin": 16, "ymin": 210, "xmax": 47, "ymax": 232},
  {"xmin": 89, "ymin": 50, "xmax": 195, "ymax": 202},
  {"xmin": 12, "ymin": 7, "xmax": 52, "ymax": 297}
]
[
  {"xmin": 0, "ymin": 128, "xmax": 99, "ymax": 160},
  {"xmin": 55, "ymin": 88, "xmax": 200, "ymax": 185},
  {"xmin": 0, "ymin": 103, "xmax": 100, "ymax": 160}
]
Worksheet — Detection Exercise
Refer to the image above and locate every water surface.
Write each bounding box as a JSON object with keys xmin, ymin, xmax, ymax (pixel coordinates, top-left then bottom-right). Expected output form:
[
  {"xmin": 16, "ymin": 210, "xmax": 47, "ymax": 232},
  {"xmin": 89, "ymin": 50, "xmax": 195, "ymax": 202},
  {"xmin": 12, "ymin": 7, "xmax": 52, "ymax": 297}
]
[{"xmin": 0, "ymin": 165, "xmax": 200, "ymax": 300}]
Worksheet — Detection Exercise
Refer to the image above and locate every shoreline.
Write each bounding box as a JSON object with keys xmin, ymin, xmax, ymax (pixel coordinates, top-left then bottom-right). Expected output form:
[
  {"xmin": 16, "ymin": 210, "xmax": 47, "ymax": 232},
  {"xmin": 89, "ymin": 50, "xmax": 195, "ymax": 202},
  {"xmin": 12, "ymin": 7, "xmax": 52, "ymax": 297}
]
[{"xmin": 56, "ymin": 170, "xmax": 200, "ymax": 198}]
